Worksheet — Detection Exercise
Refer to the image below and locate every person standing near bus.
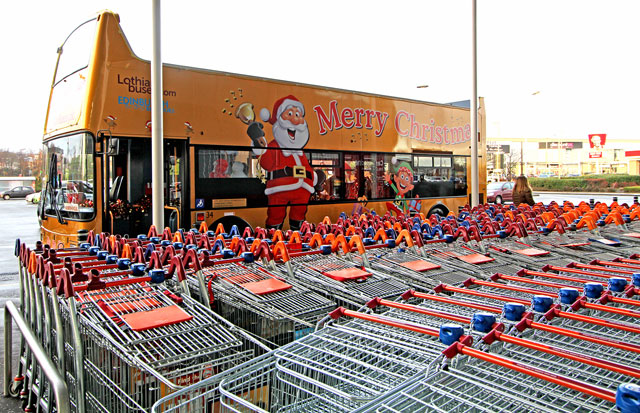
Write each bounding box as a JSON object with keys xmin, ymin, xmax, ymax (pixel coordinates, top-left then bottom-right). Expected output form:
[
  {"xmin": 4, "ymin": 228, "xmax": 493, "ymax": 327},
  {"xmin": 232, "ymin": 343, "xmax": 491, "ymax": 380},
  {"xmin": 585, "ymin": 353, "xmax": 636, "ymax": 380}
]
[
  {"xmin": 247, "ymin": 95, "xmax": 321, "ymax": 230},
  {"xmin": 512, "ymin": 175, "xmax": 536, "ymax": 206}
]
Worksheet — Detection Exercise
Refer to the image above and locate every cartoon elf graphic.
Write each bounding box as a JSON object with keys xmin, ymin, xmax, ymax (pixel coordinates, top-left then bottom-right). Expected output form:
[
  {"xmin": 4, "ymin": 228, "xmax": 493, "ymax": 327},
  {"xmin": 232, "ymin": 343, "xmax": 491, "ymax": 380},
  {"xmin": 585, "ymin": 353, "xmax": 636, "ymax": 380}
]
[{"xmin": 384, "ymin": 157, "xmax": 417, "ymax": 216}]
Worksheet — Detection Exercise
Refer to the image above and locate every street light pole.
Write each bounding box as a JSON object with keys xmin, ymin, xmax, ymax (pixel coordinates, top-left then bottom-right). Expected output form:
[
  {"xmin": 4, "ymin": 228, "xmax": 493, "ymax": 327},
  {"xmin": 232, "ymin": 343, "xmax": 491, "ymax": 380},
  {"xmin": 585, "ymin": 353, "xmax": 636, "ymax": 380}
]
[
  {"xmin": 151, "ymin": 0, "xmax": 164, "ymax": 231},
  {"xmin": 470, "ymin": 0, "xmax": 479, "ymax": 206}
]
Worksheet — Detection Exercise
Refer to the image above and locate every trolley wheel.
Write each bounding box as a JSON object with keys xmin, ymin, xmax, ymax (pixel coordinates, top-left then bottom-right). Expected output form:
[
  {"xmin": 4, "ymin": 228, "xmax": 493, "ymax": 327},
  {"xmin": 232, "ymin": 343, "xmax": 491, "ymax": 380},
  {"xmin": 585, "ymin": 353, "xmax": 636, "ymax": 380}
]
[
  {"xmin": 3, "ymin": 194, "xmax": 10, "ymax": 200},
  {"xmin": 8, "ymin": 376, "xmax": 23, "ymax": 397},
  {"xmin": 495, "ymin": 195, "xmax": 503, "ymax": 204},
  {"xmin": 211, "ymin": 216, "xmax": 252, "ymax": 236}
]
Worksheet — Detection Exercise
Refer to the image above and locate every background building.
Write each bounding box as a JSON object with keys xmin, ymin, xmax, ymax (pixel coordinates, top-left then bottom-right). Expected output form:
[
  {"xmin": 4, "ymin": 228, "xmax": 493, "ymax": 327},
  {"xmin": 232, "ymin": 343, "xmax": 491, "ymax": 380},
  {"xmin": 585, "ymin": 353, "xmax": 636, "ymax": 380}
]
[{"xmin": 487, "ymin": 136, "xmax": 638, "ymax": 179}]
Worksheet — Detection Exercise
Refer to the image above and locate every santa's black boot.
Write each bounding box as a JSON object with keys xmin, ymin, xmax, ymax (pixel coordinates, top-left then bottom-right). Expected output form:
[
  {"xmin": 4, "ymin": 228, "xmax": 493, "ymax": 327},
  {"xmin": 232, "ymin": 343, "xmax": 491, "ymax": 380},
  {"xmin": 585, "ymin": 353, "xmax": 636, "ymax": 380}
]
[
  {"xmin": 289, "ymin": 219, "xmax": 303, "ymax": 232},
  {"xmin": 266, "ymin": 223, "xmax": 283, "ymax": 231}
]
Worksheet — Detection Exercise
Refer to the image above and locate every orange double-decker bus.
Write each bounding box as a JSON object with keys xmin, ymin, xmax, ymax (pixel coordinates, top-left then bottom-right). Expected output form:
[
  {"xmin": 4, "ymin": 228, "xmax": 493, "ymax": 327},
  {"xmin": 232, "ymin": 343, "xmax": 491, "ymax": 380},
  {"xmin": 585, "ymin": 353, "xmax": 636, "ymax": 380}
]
[{"xmin": 40, "ymin": 11, "xmax": 487, "ymax": 247}]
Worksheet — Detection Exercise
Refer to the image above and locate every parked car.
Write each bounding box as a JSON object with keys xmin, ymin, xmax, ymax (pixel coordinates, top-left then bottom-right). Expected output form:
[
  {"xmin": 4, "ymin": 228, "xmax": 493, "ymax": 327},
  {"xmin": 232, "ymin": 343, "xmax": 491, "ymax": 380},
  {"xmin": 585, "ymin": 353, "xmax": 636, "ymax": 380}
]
[
  {"xmin": 486, "ymin": 181, "xmax": 513, "ymax": 204},
  {"xmin": 1, "ymin": 186, "xmax": 35, "ymax": 200},
  {"xmin": 537, "ymin": 173, "xmax": 557, "ymax": 178},
  {"xmin": 25, "ymin": 191, "xmax": 41, "ymax": 204}
]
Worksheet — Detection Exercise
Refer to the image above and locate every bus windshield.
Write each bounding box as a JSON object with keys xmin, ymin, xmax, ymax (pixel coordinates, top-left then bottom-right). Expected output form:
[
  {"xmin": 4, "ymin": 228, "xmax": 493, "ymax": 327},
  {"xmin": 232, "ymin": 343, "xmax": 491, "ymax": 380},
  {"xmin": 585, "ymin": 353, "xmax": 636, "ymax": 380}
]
[{"xmin": 42, "ymin": 133, "xmax": 95, "ymax": 221}]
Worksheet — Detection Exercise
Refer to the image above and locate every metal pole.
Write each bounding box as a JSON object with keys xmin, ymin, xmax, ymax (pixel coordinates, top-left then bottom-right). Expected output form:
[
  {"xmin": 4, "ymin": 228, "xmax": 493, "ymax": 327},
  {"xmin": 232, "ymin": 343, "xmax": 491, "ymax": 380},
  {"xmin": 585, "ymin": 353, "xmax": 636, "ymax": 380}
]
[
  {"xmin": 151, "ymin": 0, "xmax": 164, "ymax": 230},
  {"xmin": 4, "ymin": 302, "xmax": 71, "ymax": 413},
  {"xmin": 3, "ymin": 305, "xmax": 10, "ymax": 397},
  {"xmin": 470, "ymin": 0, "xmax": 479, "ymax": 206}
]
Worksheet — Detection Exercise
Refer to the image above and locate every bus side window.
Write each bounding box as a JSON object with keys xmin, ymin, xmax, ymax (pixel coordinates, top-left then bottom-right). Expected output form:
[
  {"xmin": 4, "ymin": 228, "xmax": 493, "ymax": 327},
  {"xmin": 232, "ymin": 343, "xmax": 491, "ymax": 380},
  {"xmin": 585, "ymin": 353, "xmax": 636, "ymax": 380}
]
[
  {"xmin": 309, "ymin": 152, "xmax": 341, "ymax": 201},
  {"xmin": 195, "ymin": 147, "xmax": 267, "ymax": 206},
  {"xmin": 198, "ymin": 149, "xmax": 257, "ymax": 179}
]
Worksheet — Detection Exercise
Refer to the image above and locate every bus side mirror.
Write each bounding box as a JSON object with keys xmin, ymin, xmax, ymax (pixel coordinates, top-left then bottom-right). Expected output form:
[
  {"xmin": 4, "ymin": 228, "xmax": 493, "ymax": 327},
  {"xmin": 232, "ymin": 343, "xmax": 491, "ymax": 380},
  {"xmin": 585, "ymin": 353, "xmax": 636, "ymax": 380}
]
[
  {"xmin": 97, "ymin": 129, "xmax": 119, "ymax": 156},
  {"xmin": 107, "ymin": 138, "xmax": 120, "ymax": 156}
]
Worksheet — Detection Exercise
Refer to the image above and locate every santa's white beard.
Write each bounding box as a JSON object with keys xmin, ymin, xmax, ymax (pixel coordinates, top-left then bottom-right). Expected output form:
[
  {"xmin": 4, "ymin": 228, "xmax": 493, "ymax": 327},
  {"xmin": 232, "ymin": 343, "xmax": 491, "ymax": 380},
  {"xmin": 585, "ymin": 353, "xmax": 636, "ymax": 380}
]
[{"xmin": 273, "ymin": 118, "xmax": 309, "ymax": 150}]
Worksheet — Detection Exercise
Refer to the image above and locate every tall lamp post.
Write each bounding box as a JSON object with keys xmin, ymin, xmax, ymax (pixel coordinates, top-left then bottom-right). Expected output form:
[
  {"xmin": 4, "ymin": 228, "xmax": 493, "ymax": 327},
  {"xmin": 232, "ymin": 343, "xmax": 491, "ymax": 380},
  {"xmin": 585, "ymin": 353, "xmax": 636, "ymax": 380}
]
[
  {"xmin": 151, "ymin": 0, "xmax": 164, "ymax": 230},
  {"xmin": 470, "ymin": 0, "xmax": 479, "ymax": 206}
]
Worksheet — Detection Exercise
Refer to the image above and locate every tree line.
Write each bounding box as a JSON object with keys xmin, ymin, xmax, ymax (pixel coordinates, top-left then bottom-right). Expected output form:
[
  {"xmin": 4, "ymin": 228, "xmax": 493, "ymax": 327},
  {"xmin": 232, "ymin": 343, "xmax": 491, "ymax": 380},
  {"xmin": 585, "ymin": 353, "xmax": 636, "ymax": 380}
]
[{"xmin": 0, "ymin": 148, "xmax": 45, "ymax": 189}]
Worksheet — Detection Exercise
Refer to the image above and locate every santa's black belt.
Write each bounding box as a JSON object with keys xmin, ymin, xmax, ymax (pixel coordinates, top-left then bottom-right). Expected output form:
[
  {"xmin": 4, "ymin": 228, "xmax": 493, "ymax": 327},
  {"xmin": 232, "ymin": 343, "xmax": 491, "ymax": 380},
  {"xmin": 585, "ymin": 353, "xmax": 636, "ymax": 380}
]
[{"xmin": 268, "ymin": 166, "xmax": 312, "ymax": 180}]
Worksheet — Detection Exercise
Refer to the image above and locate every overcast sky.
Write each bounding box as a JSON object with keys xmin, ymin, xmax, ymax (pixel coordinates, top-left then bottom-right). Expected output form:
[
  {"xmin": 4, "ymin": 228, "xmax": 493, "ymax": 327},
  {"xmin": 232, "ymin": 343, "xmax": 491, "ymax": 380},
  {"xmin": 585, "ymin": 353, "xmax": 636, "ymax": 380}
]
[{"xmin": 1, "ymin": 0, "xmax": 638, "ymax": 151}]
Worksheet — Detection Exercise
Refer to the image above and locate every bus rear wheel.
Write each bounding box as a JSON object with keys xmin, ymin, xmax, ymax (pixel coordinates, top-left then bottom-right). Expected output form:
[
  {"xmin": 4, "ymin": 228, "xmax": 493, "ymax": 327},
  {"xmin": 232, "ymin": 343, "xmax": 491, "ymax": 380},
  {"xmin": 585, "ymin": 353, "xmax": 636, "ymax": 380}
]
[{"xmin": 428, "ymin": 205, "xmax": 449, "ymax": 218}]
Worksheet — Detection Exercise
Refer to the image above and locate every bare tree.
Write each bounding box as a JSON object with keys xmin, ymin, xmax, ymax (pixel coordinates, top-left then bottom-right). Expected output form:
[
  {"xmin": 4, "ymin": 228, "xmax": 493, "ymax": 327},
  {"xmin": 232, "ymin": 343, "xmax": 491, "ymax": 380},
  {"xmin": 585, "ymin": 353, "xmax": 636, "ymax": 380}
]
[
  {"xmin": 0, "ymin": 148, "xmax": 44, "ymax": 188},
  {"xmin": 503, "ymin": 149, "xmax": 522, "ymax": 181}
]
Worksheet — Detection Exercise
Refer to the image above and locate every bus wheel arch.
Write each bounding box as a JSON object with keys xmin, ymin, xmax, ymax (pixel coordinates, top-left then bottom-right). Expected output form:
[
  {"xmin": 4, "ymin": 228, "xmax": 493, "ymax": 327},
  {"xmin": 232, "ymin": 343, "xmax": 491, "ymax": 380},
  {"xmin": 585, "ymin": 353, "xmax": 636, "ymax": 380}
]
[
  {"xmin": 427, "ymin": 203, "xmax": 449, "ymax": 218},
  {"xmin": 211, "ymin": 215, "xmax": 252, "ymax": 236}
]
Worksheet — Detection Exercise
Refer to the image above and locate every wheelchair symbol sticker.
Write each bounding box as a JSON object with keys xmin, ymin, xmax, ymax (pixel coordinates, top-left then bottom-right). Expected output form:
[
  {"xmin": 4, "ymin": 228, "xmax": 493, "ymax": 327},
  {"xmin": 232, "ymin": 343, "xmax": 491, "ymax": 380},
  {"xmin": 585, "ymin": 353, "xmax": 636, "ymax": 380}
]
[{"xmin": 195, "ymin": 198, "xmax": 205, "ymax": 209}]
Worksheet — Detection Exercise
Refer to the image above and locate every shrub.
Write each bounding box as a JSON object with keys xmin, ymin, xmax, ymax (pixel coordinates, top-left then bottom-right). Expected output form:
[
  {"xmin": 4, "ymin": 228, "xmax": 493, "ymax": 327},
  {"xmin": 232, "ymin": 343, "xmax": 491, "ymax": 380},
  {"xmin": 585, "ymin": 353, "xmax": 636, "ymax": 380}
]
[{"xmin": 528, "ymin": 174, "xmax": 640, "ymax": 193}]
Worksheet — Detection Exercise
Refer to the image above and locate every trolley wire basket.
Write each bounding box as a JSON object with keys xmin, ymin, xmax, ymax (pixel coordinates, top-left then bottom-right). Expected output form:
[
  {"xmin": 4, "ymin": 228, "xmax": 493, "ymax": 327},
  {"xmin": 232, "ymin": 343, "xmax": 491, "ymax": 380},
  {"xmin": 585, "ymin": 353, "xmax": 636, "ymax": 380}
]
[
  {"xmin": 272, "ymin": 235, "xmax": 410, "ymax": 309},
  {"xmin": 351, "ymin": 229, "xmax": 478, "ymax": 288},
  {"xmin": 423, "ymin": 283, "xmax": 640, "ymax": 371},
  {"xmin": 355, "ymin": 350, "xmax": 627, "ymax": 413},
  {"xmin": 218, "ymin": 305, "xmax": 453, "ymax": 412},
  {"xmin": 50, "ymin": 266, "xmax": 260, "ymax": 412},
  {"xmin": 203, "ymin": 255, "xmax": 336, "ymax": 345},
  {"xmin": 363, "ymin": 295, "xmax": 640, "ymax": 393}
]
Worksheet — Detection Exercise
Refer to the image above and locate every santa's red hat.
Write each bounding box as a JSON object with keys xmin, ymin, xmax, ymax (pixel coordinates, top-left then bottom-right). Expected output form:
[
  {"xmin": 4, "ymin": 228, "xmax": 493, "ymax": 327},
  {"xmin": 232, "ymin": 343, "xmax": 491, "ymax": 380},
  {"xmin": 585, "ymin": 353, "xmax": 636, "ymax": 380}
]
[{"xmin": 259, "ymin": 95, "xmax": 305, "ymax": 125}]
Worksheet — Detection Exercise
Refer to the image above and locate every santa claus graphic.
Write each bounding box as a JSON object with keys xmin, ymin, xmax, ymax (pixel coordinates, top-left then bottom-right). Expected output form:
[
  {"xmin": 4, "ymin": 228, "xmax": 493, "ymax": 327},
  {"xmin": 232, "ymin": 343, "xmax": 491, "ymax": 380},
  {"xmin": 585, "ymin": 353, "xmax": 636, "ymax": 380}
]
[{"xmin": 247, "ymin": 95, "xmax": 323, "ymax": 230}]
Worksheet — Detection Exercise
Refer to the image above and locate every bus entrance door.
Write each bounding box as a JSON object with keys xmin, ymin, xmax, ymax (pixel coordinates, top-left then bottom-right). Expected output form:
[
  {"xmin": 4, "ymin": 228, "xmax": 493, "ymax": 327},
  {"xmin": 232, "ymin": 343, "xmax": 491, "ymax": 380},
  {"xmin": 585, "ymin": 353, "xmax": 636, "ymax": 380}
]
[{"xmin": 106, "ymin": 138, "xmax": 187, "ymax": 236}]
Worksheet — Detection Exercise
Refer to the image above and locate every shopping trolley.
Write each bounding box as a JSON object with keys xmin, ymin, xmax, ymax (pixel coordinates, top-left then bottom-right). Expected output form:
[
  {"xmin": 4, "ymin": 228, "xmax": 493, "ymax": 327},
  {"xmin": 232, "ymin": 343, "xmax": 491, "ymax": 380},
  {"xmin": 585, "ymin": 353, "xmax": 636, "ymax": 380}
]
[
  {"xmin": 197, "ymin": 241, "xmax": 337, "ymax": 346},
  {"xmin": 355, "ymin": 335, "xmax": 637, "ymax": 413},
  {"xmin": 418, "ymin": 226, "xmax": 526, "ymax": 278},
  {"xmin": 465, "ymin": 274, "xmax": 640, "ymax": 325},
  {"xmin": 558, "ymin": 213, "xmax": 640, "ymax": 256},
  {"xmin": 424, "ymin": 283, "xmax": 640, "ymax": 371},
  {"xmin": 475, "ymin": 221, "xmax": 577, "ymax": 267},
  {"xmin": 528, "ymin": 232, "xmax": 624, "ymax": 262},
  {"xmin": 489, "ymin": 271, "xmax": 640, "ymax": 315},
  {"xmin": 351, "ymin": 229, "xmax": 477, "ymax": 288},
  {"xmin": 518, "ymin": 265, "xmax": 640, "ymax": 302},
  {"xmin": 271, "ymin": 235, "xmax": 410, "ymax": 309},
  {"xmin": 218, "ymin": 305, "xmax": 452, "ymax": 412},
  {"xmin": 46, "ymin": 265, "xmax": 262, "ymax": 412},
  {"xmin": 363, "ymin": 296, "xmax": 640, "ymax": 392}
]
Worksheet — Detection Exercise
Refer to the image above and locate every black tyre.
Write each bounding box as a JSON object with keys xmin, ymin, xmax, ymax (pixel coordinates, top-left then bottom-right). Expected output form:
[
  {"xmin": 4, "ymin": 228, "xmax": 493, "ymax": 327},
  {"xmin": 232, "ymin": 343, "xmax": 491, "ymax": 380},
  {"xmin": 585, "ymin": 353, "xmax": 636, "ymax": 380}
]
[
  {"xmin": 428, "ymin": 206, "xmax": 448, "ymax": 218},
  {"xmin": 3, "ymin": 194, "xmax": 10, "ymax": 200},
  {"xmin": 8, "ymin": 377, "xmax": 23, "ymax": 397},
  {"xmin": 495, "ymin": 195, "xmax": 503, "ymax": 204}
]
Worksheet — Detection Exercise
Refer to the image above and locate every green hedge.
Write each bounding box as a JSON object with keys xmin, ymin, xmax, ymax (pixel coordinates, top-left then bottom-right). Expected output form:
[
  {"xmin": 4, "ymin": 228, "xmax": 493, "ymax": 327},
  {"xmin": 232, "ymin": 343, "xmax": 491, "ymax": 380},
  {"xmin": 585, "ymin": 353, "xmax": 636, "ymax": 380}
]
[{"xmin": 529, "ymin": 174, "xmax": 640, "ymax": 193}]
